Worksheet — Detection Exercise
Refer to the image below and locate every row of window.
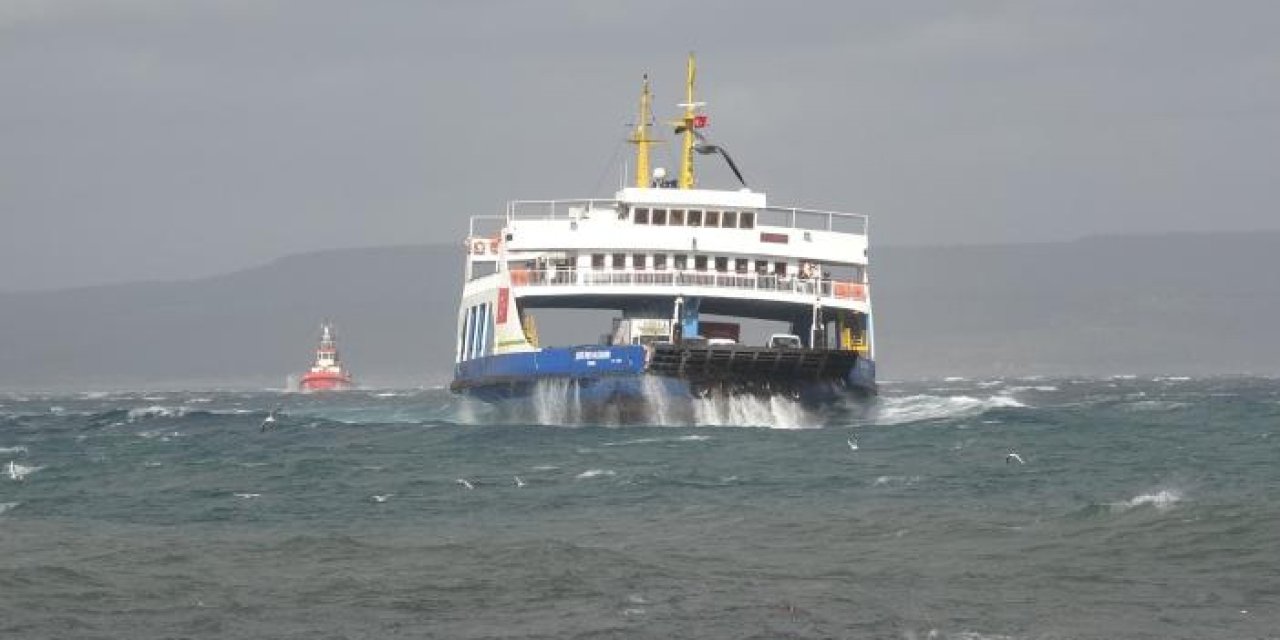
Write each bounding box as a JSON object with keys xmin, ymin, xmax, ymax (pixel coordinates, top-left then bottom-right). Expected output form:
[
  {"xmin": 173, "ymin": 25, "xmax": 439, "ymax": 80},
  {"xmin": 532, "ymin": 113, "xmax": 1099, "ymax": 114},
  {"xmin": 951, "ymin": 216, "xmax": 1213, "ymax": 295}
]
[
  {"xmin": 457, "ymin": 302, "xmax": 492, "ymax": 362},
  {"xmin": 631, "ymin": 208, "xmax": 756, "ymax": 230},
  {"xmin": 592, "ymin": 253, "xmax": 788, "ymax": 275}
]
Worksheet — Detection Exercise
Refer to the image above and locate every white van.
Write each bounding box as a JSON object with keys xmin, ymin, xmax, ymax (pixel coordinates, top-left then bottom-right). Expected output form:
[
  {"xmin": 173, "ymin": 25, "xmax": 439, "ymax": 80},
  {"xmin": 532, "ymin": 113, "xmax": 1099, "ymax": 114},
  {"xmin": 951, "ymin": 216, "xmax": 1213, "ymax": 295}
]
[{"xmin": 767, "ymin": 334, "xmax": 803, "ymax": 349}]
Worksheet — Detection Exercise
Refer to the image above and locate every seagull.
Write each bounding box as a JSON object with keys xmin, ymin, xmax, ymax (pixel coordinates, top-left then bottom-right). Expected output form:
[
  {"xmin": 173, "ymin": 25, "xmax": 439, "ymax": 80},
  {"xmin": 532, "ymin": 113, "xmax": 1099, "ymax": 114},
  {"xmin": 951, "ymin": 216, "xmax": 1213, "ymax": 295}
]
[
  {"xmin": 260, "ymin": 407, "xmax": 279, "ymax": 432},
  {"xmin": 371, "ymin": 494, "xmax": 393, "ymax": 503},
  {"xmin": 456, "ymin": 478, "xmax": 474, "ymax": 490},
  {"xmin": 1006, "ymin": 451, "xmax": 1025, "ymax": 465},
  {"xmin": 847, "ymin": 437, "xmax": 859, "ymax": 451},
  {"xmin": 513, "ymin": 476, "xmax": 526, "ymax": 488}
]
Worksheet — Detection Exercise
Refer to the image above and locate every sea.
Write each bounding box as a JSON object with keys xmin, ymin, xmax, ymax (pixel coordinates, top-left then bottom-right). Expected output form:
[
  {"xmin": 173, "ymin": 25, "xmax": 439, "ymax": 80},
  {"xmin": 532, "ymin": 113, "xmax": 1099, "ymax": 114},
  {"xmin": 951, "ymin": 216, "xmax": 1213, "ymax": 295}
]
[{"xmin": 1, "ymin": 376, "xmax": 1277, "ymax": 639}]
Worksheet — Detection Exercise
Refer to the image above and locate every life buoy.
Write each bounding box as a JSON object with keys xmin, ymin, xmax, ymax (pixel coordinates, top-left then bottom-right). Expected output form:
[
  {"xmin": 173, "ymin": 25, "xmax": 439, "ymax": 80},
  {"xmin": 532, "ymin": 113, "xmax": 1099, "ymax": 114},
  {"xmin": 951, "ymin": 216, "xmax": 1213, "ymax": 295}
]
[
  {"xmin": 470, "ymin": 239, "xmax": 486, "ymax": 255},
  {"xmin": 489, "ymin": 237, "xmax": 501, "ymax": 253}
]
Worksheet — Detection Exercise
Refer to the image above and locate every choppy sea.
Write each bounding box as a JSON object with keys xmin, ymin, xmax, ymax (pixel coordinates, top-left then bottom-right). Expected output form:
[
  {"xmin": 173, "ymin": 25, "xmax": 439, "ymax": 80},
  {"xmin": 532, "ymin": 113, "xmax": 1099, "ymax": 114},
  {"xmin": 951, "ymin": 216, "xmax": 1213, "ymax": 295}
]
[{"xmin": 1, "ymin": 376, "xmax": 1278, "ymax": 639}]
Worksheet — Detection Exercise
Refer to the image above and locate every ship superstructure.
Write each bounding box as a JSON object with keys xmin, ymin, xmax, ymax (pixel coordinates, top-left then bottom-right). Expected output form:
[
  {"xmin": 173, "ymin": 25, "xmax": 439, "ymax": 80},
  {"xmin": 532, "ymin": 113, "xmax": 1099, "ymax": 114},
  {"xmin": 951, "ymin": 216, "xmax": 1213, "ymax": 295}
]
[{"xmin": 450, "ymin": 55, "xmax": 874, "ymax": 409}]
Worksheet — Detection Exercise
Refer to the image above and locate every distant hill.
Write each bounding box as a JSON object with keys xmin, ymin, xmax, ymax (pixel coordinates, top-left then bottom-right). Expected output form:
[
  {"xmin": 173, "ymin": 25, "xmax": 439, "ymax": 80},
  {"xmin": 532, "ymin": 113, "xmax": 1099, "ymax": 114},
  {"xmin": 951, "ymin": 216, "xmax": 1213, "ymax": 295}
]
[{"xmin": 2, "ymin": 233, "xmax": 1278, "ymax": 390}]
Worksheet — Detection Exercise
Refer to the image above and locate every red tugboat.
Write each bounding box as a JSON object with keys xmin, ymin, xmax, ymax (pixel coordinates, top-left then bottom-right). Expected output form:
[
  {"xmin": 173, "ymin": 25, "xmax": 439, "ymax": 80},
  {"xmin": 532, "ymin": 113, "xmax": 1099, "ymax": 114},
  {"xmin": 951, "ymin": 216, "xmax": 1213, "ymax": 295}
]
[{"xmin": 298, "ymin": 323, "xmax": 354, "ymax": 391}]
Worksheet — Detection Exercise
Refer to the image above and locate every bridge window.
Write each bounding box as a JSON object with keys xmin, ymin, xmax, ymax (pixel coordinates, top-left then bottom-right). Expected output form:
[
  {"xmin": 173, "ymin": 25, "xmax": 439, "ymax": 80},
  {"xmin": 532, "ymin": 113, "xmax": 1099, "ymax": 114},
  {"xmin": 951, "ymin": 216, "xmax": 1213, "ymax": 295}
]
[
  {"xmin": 755, "ymin": 260, "xmax": 769, "ymax": 274},
  {"xmin": 714, "ymin": 256, "xmax": 728, "ymax": 272},
  {"xmin": 612, "ymin": 253, "xmax": 626, "ymax": 269},
  {"xmin": 654, "ymin": 253, "xmax": 668, "ymax": 270},
  {"xmin": 722, "ymin": 211, "xmax": 738, "ymax": 228},
  {"xmin": 775, "ymin": 261, "xmax": 788, "ymax": 275},
  {"xmin": 687, "ymin": 210, "xmax": 702, "ymax": 226},
  {"xmin": 634, "ymin": 208, "xmax": 649, "ymax": 224},
  {"xmin": 705, "ymin": 210, "xmax": 720, "ymax": 227},
  {"xmin": 694, "ymin": 255, "xmax": 708, "ymax": 271},
  {"xmin": 740, "ymin": 211, "xmax": 755, "ymax": 229},
  {"xmin": 633, "ymin": 253, "xmax": 647, "ymax": 270},
  {"xmin": 592, "ymin": 254, "xmax": 605, "ymax": 270},
  {"xmin": 652, "ymin": 209, "xmax": 668, "ymax": 225},
  {"xmin": 735, "ymin": 258, "xmax": 749, "ymax": 274},
  {"xmin": 669, "ymin": 209, "xmax": 685, "ymax": 225},
  {"xmin": 674, "ymin": 254, "xmax": 688, "ymax": 270}
]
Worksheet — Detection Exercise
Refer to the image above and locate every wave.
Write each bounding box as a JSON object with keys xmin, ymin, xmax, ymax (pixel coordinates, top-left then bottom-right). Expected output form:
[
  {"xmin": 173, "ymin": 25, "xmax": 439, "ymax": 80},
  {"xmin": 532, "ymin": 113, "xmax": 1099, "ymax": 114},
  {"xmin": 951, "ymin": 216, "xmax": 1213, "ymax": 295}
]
[
  {"xmin": 575, "ymin": 469, "xmax": 616, "ymax": 479},
  {"xmin": 0, "ymin": 446, "xmax": 28, "ymax": 455},
  {"xmin": 1122, "ymin": 400, "xmax": 1190, "ymax": 412},
  {"xmin": 0, "ymin": 502, "xmax": 18, "ymax": 515},
  {"xmin": 477, "ymin": 378, "xmax": 839, "ymax": 429},
  {"xmin": 1074, "ymin": 488, "xmax": 1185, "ymax": 518},
  {"xmin": 1121, "ymin": 489, "xmax": 1183, "ymax": 511},
  {"xmin": 869, "ymin": 394, "xmax": 1025, "ymax": 426}
]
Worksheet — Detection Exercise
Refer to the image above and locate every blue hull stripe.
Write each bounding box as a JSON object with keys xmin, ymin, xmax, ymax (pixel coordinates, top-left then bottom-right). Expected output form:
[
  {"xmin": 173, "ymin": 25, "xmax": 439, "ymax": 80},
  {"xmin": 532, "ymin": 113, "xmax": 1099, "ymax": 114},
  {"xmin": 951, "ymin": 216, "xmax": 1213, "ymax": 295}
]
[
  {"xmin": 452, "ymin": 345, "xmax": 647, "ymax": 389},
  {"xmin": 452, "ymin": 345, "xmax": 876, "ymax": 400}
]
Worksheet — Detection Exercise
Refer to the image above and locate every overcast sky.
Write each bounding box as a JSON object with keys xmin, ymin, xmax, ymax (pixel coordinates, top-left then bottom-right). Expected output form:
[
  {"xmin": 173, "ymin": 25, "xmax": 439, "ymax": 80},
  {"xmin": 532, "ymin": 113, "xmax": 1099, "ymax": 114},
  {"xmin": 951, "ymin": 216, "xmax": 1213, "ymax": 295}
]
[{"xmin": 2, "ymin": 1, "xmax": 1277, "ymax": 291}]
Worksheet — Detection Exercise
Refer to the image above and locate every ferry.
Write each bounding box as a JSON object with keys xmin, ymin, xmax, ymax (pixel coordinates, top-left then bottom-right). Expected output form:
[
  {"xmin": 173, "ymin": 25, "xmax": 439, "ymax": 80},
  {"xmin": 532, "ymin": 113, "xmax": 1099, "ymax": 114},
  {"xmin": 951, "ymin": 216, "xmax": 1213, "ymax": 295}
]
[
  {"xmin": 298, "ymin": 323, "xmax": 354, "ymax": 391},
  {"xmin": 450, "ymin": 55, "xmax": 875, "ymax": 413}
]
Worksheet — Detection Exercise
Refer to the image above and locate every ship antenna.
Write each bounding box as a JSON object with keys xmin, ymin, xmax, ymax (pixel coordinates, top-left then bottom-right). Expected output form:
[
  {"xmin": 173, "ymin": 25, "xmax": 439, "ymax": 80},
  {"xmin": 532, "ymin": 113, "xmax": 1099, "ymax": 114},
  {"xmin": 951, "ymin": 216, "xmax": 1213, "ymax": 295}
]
[
  {"xmin": 627, "ymin": 73, "xmax": 659, "ymax": 188},
  {"xmin": 676, "ymin": 52, "xmax": 705, "ymax": 190}
]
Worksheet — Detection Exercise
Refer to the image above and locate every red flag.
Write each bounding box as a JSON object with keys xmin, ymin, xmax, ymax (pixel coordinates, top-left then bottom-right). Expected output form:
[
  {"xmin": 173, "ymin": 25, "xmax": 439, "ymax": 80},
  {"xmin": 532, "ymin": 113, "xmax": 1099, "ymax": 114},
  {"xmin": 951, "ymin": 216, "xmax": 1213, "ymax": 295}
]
[{"xmin": 693, "ymin": 114, "xmax": 708, "ymax": 129}]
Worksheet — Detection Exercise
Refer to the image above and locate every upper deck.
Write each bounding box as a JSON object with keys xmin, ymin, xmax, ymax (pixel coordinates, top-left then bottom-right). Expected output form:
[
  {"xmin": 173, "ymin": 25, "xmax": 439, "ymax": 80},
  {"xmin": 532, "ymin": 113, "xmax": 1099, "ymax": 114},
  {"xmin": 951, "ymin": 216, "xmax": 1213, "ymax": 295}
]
[
  {"xmin": 468, "ymin": 187, "xmax": 869, "ymax": 267},
  {"xmin": 460, "ymin": 187, "xmax": 871, "ymax": 315}
]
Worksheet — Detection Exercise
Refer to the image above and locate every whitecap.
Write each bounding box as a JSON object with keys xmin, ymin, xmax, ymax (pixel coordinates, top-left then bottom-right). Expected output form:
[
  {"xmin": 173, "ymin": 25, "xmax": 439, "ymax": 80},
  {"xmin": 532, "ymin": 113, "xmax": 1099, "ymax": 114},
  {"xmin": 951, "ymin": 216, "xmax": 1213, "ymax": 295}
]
[
  {"xmin": 0, "ymin": 446, "xmax": 28, "ymax": 455},
  {"xmin": 602, "ymin": 437, "xmax": 664, "ymax": 447},
  {"xmin": 676, "ymin": 435, "xmax": 711, "ymax": 441},
  {"xmin": 576, "ymin": 469, "xmax": 616, "ymax": 479},
  {"xmin": 531, "ymin": 465, "xmax": 559, "ymax": 471},
  {"xmin": 127, "ymin": 405, "xmax": 185, "ymax": 421},
  {"xmin": 233, "ymin": 493, "xmax": 261, "ymax": 499},
  {"xmin": 0, "ymin": 502, "xmax": 19, "ymax": 515},
  {"xmin": 1126, "ymin": 489, "xmax": 1181, "ymax": 510},
  {"xmin": 871, "ymin": 394, "xmax": 1025, "ymax": 426},
  {"xmin": 1006, "ymin": 385, "xmax": 1059, "ymax": 392},
  {"xmin": 1125, "ymin": 400, "xmax": 1189, "ymax": 412}
]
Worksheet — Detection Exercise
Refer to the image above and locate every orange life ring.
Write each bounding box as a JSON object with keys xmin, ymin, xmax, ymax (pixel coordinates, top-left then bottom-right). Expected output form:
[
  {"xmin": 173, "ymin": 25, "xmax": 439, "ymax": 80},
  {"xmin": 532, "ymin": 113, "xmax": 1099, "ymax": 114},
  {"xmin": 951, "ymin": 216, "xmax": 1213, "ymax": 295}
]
[{"xmin": 470, "ymin": 239, "xmax": 486, "ymax": 255}]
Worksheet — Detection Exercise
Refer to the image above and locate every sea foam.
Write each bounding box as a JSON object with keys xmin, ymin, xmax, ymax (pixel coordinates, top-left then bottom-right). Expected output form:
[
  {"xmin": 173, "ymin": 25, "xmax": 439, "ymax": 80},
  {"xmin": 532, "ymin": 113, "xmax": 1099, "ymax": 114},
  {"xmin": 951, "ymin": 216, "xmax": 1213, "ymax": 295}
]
[{"xmin": 871, "ymin": 394, "xmax": 1024, "ymax": 426}]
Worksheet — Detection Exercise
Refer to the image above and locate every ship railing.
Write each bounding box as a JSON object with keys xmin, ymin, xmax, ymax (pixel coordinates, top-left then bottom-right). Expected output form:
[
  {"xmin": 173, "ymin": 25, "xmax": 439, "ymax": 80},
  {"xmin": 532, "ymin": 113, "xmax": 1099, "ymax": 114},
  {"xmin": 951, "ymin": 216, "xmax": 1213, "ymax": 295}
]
[
  {"xmin": 499, "ymin": 200, "xmax": 868, "ymax": 236},
  {"xmin": 756, "ymin": 207, "xmax": 868, "ymax": 235},
  {"xmin": 507, "ymin": 199, "xmax": 621, "ymax": 221},
  {"xmin": 508, "ymin": 268, "xmax": 868, "ymax": 302}
]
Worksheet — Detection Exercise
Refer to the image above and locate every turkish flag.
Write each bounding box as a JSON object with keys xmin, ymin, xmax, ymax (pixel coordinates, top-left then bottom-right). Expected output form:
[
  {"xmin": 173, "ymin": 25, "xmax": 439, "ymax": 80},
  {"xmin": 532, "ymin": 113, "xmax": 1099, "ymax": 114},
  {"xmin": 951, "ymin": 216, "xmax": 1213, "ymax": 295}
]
[{"xmin": 693, "ymin": 114, "xmax": 708, "ymax": 129}]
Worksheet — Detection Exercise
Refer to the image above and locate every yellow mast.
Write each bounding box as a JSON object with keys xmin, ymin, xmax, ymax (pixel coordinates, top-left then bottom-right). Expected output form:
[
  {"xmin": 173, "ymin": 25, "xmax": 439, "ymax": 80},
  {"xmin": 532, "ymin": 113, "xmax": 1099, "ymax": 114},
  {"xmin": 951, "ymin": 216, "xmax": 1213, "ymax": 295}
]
[
  {"xmin": 627, "ymin": 74, "xmax": 657, "ymax": 188},
  {"xmin": 678, "ymin": 52, "xmax": 699, "ymax": 189}
]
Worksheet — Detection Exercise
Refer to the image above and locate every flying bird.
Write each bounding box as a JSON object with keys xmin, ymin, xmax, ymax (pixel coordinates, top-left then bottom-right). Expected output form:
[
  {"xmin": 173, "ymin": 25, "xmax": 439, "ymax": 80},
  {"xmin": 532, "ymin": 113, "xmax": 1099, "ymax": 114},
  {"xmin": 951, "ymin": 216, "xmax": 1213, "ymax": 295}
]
[
  {"xmin": 456, "ymin": 478, "xmax": 475, "ymax": 490},
  {"xmin": 847, "ymin": 437, "xmax": 859, "ymax": 452},
  {"xmin": 513, "ymin": 476, "xmax": 527, "ymax": 488},
  {"xmin": 1006, "ymin": 451, "xmax": 1025, "ymax": 465}
]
